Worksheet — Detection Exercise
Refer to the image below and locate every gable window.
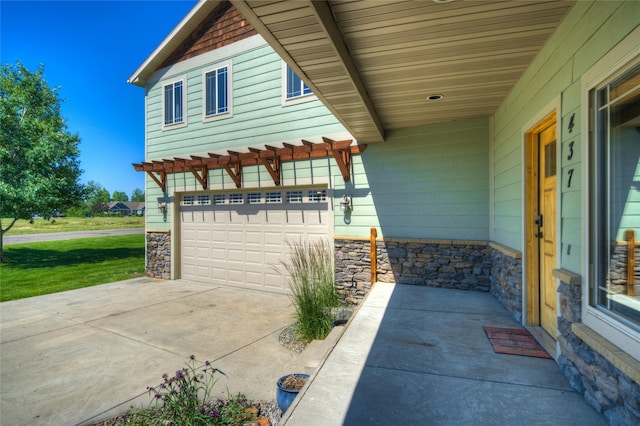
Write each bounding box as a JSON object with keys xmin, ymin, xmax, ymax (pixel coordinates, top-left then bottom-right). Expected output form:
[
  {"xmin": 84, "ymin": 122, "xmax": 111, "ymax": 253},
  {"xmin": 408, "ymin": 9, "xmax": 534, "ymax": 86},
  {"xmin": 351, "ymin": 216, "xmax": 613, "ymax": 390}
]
[
  {"xmin": 588, "ymin": 58, "xmax": 640, "ymax": 331},
  {"xmin": 164, "ymin": 79, "xmax": 185, "ymax": 126},
  {"xmin": 283, "ymin": 62, "xmax": 314, "ymax": 105},
  {"xmin": 203, "ymin": 63, "xmax": 232, "ymax": 121}
]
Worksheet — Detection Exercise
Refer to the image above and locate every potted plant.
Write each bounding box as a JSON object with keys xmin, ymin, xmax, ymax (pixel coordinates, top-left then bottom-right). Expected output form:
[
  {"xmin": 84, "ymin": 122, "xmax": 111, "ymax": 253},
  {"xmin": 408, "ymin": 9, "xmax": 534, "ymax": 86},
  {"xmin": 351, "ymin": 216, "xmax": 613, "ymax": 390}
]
[{"xmin": 276, "ymin": 373, "xmax": 309, "ymax": 413}]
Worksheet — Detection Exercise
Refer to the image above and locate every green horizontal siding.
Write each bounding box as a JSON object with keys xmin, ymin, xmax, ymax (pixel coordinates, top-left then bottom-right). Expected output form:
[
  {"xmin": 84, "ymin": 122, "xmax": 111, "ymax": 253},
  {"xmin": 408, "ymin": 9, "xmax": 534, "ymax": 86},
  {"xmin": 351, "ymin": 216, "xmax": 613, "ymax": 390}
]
[
  {"xmin": 145, "ymin": 43, "xmax": 346, "ymax": 160},
  {"xmin": 491, "ymin": 0, "xmax": 639, "ymax": 276},
  {"xmin": 335, "ymin": 117, "xmax": 490, "ymax": 240}
]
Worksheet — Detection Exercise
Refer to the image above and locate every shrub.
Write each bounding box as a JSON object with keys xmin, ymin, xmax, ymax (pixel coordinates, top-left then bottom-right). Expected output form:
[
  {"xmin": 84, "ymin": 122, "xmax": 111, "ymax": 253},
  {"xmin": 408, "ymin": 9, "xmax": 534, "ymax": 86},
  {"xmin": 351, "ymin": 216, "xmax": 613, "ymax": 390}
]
[
  {"xmin": 116, "ymin": 356, "xmax": 258, "ymax": 425},
  {"xmin": 283, "ymin": 239, "xmax": 341, "ymax": 342}
]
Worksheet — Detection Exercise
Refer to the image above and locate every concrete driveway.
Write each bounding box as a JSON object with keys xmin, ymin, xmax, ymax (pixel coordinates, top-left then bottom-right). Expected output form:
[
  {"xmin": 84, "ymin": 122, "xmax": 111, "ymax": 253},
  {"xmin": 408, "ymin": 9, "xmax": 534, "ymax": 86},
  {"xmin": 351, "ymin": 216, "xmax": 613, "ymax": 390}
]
[{"xmin": 0, "ymin": 278, "xmax": 309, "ymax": 425}]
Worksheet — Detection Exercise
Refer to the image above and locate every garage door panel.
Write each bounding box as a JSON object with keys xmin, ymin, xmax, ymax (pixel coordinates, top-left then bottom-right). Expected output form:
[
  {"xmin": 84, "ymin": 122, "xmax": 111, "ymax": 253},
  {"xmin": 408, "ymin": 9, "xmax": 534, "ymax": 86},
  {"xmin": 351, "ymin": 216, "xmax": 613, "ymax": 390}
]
[
  {"xmin": 245, "ymin": 272, "xmax": 263, "ymax": 286},
  {"xmin": 211, "ymin": 247, "xmax": 226, "ymax": 259},
  {"xmin": 229, "ymin": 211, "xmax": 244, "ymax": 224},
  {"xmin": 245, "ymin": 247, "xmax": 264, "ymax": 258},
  {"xmin": 196, "ymin": 246, "xmax": 210, "ymax": 258},
  {"xmin": 211, "ymin": 230, "xmax": 226, "ymax": 242},
  {"xmin": 227, "ymin": 248, "xmax": 243, "ymax": 262},
  {"xmin": 181, "ymin": 189, "xmax": 329, "ymax": 292},
  {"xmin": 228, "ymin": 269, "xmax": 244, "ymax": 283},
  {"xmin": 304, "ymin": 210, "xmax": 327, "ymax": 225},
  {"xmin": 245, "ymin": 231, "xmax": 263, "ymax": 245},
  {"xmin": 265, "ymin": 211, "xmax": 284, "ymax": 224},
  {"xmin": 228, "ymin": 231, "xmax": 243, "ymax": 244},
  {"xmin": 182, "ymin": 211, "xmax": 195, "ymax": 223},
  {"xmin": 247, "ymin": 211, "xmax": 265, "ymax": 224},
  {"xmin": 195, "ymin": 265, "xmax": 209, "ymax": 275},
  {"xmin": 285, "ymin": 210, "xmax": 305, "ymax": 224},
  {"xmin": 212, "ymin": 210, "xmax": 229, "ymax": 224}
]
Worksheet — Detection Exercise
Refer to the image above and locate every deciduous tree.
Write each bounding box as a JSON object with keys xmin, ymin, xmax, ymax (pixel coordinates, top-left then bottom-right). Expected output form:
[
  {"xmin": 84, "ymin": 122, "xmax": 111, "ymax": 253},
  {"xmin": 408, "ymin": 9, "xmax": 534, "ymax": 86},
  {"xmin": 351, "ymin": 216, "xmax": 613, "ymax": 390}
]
[
  {"xmin": 130, "ymin": 188, "xmax": 145, "ymax": 202},
  {"xmin": 111, "ymin": 190, "xmax": 128, "ymax": 202},
  {"xmin": 0, "ymin": 62, "xmax": 84, "ymax": 261}
]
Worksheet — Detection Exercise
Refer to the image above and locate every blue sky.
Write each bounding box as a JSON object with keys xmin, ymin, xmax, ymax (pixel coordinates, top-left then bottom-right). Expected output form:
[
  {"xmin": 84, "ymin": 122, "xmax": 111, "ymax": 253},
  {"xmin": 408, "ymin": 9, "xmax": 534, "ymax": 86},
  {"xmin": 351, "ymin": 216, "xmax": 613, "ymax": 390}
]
[{"xmin": 1, "ymin": 0, "xmax": 197, "ymax": 199}]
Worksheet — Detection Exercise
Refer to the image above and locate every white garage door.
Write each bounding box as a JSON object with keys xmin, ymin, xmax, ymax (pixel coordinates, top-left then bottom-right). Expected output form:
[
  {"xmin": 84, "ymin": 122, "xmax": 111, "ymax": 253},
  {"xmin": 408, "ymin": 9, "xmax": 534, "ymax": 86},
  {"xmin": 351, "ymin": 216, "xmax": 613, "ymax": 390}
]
[{"xmin": 180, "ymin": 188, "xmax": 329, "ymax": 292}]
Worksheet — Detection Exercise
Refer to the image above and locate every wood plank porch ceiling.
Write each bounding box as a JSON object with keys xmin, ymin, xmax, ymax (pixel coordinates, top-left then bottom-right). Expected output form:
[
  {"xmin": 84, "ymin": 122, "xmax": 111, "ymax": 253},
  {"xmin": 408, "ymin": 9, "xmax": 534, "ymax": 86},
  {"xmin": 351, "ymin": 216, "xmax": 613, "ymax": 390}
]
[
  {"xmin": 133, "ymin": 138, "xmax": 366, "ymax": 192},
  {"xmin": 232, "ymin": 0, "xmax": 575, "ymax": 143}
]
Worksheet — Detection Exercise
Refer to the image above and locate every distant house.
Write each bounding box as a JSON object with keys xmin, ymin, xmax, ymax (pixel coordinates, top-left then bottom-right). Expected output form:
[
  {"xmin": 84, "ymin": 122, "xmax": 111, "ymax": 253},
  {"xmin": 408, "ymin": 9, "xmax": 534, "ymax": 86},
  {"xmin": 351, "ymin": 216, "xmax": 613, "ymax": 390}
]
[{"xmin": 107, "ymin": 201, "xmax": 145, "ymax": 216}]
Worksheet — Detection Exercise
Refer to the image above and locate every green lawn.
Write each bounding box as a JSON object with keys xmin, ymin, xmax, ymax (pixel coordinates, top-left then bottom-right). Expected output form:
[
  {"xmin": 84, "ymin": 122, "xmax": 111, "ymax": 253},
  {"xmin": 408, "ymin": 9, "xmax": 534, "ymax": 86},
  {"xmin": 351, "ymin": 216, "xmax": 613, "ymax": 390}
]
[
  {"xmin": 3, "ymin": 216, "xmax": 144, "ymax": 235},
  {"xmin": 0, "ymin": 234, "xmax": 145, "ymax": 302}
]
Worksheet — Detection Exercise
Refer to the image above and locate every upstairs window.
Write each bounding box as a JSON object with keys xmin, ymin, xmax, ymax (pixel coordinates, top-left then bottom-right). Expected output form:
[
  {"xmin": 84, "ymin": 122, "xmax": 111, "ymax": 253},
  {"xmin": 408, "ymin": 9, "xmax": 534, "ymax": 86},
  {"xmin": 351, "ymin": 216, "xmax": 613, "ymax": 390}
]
[
  {"xmin": 164, "ymin": 80, "xmax": 184, "ymax": 126},
  {"xmin": 203, "ymin": 64, "xmax": 231, "ymax": 121},
  {"xmin": 284, "ymin": 63, "xmax": 312, "ymax": 103}
]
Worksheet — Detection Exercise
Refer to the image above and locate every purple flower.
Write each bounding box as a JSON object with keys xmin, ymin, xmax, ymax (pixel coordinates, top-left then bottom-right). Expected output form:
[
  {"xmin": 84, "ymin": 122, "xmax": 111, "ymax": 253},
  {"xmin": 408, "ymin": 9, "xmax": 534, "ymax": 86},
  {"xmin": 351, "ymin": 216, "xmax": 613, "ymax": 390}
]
[
  {"xmin": 154, "ymin": 393, "xmax": 161, "ymax": 399},
  {"xmin": 189, "ymin": 354, "xmax": 195, "ymax": 360},
  {"xmin": 205, "ymin": 360, "xmax": 210, "ymax": 366},
  {"xmin": 211, "ymin": 412, "xmax": 220, "ymax": 418}
]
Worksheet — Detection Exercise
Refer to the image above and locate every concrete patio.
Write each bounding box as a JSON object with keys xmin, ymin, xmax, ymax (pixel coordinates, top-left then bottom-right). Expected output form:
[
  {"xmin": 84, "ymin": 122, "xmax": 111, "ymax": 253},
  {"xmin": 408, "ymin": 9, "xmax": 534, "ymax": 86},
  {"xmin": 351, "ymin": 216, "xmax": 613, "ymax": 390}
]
[{"xmin": 283, "ymin": 283, "xmax": 606, "ymax": 425}]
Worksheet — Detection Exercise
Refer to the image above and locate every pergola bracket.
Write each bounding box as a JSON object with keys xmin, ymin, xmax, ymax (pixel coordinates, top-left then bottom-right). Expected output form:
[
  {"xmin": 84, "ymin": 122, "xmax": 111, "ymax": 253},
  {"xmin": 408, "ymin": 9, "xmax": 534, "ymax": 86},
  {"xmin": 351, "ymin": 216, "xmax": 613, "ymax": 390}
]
[
  {"xmin": 188, "ymin": 165, "xmax": 209, "ymax": 190},
  {"xmin": 223, "ymin": 163, "xmax": 242, "ymax": 188},
  {"xmin": 146, "ymin": 171, "xmax": 166, "ymax": 193}
]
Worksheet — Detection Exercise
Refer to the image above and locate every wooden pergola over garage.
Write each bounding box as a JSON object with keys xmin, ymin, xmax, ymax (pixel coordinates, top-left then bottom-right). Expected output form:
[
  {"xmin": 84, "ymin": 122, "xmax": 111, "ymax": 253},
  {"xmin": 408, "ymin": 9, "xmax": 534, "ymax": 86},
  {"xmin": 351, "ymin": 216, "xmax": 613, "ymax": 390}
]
[{"xmin": 133, "ymin": 138, "xmax": 366, "ymax": 192}]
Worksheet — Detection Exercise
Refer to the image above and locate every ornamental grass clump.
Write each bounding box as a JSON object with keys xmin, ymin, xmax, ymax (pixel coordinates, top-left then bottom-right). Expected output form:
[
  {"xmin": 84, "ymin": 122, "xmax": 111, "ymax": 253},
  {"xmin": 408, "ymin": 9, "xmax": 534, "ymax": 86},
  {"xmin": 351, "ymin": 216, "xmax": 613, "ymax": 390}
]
[{"xmin": 283, "ymin": 239, "xmax": 341, "ymax": 342}]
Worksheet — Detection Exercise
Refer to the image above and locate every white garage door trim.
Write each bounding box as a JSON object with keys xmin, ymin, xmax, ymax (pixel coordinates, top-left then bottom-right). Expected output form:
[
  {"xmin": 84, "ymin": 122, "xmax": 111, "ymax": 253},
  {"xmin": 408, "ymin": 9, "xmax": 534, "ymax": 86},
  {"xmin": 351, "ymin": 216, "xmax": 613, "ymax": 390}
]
[{"xmin": 179, "ymin": 186, "xmax": 331, "ymax": 293}]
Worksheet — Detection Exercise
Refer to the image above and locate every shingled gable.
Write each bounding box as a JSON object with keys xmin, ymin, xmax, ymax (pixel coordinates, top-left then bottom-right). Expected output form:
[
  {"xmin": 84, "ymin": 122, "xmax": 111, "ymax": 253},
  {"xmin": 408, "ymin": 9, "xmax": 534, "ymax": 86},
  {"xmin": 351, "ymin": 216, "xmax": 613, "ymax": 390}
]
[
  {"xmin": 128, "ymin": 0, "xmax": 255, "ymax": 87},
  {"xmin": 158, "ymin": 1, "xmax": 256, "ymax": 69}
]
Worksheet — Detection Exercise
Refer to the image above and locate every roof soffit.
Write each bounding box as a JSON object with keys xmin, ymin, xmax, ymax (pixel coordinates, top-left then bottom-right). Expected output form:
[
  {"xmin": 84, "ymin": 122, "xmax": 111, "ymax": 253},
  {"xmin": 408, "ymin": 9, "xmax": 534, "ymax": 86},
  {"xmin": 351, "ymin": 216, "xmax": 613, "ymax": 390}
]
[{"xmin": 232, "ymin": 0, "xmax": 575, "ymax": 143}]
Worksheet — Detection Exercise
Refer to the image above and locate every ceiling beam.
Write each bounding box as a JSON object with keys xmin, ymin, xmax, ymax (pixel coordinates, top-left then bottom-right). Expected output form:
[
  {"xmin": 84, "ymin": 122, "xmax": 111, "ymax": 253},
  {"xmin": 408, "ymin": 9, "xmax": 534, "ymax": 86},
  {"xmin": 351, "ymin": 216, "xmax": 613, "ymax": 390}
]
[
  {"xmin": 231, "ymin": 0, "xmax": 385, "ymax": 143},
  {"xmin": 308, "ymin": 1, "xmax": 384, "ymax": 141}
]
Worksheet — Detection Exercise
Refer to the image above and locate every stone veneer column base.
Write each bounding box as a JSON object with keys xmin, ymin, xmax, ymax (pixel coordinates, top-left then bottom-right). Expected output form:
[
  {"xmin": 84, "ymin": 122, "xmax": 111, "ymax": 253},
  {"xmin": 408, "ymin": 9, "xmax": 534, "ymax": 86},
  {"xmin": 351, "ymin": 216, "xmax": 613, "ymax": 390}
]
[
  {"xmin": 146, "ymin": 231, "xmax": 171, "ymax": 279},
  {"xmin": 488, "ymin": 242, "xmax": 523, "ymax": 322},
  {"xmin": 555, "ymin": 270, "xmax": 640, "ymax": 425}
]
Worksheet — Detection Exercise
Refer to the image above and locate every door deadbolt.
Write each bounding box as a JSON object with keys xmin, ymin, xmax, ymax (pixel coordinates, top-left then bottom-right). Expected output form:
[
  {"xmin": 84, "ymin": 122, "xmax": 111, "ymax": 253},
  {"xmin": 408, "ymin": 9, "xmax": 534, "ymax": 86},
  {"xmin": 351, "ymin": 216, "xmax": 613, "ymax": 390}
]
[{"xmin": 534, "ymin": 214, "xmax": 543, "ymax": 227}]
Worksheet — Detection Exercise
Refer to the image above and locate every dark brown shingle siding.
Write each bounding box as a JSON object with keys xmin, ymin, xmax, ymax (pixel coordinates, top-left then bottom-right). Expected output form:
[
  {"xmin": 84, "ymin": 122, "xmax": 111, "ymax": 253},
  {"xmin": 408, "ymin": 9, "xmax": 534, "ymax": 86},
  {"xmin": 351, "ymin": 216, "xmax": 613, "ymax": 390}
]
[{"xmin": 159, "ymin": 1, "xmax": 257, "ymax": 69}]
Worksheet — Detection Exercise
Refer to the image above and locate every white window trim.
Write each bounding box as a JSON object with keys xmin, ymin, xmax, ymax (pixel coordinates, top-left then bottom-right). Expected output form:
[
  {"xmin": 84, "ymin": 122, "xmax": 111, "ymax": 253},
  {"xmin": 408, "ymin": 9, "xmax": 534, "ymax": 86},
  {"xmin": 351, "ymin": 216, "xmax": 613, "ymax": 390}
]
[
  {"xmin": 202, "ymin": 61, "xmax": 233, "ymax": 123},
  {"xmin": 581, "ymin": 26, "xmax": 640, "ymax": 362},
  {"xmin": 281, "ymin": 61, "xmax": 317, "ymax": 106},
  {"xmin": 162, "ymin": 75, "xmax": 187, "ymax": 130}
]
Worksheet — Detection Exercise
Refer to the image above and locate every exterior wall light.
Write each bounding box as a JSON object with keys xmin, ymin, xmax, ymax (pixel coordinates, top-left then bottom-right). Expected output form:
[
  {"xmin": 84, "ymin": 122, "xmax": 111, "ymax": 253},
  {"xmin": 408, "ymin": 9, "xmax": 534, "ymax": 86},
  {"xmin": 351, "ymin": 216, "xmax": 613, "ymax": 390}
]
[
  {"xmin": 340, "ymin": 194, "xmax": 351, "ymax": 212},
  {"xmin": 158, "ymin": 202, "xmax": 167, "ymax": 213}
]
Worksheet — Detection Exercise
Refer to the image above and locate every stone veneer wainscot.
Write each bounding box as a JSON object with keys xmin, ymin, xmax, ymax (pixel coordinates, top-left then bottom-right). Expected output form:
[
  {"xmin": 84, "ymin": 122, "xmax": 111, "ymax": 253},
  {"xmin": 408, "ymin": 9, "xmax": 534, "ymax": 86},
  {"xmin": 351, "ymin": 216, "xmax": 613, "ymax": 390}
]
[
  {"xmin": 334, "ymin": 238, "xmax": 496, "ymax": 305},
  {"xmin": 146, "ymin": 231, "xmax": 171, "ymax": 279}
]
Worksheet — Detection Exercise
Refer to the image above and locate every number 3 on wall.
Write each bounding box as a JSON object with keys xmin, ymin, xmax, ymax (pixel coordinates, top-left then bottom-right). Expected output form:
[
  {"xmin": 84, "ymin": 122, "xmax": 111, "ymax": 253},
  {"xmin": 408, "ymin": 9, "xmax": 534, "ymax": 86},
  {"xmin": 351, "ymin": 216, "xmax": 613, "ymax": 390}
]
[{"xmin": 567, "ymin": 141, "xmax": 574, "ymax": 161}]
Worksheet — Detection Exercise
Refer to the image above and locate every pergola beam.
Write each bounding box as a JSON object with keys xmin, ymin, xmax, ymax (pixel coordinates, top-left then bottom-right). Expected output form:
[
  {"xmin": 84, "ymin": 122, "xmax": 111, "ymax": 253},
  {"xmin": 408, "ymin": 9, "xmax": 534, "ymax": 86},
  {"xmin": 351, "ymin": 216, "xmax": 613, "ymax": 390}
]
[{"xmin": 133, "ymin": 139, "xmax": 366, "ymax": 189}]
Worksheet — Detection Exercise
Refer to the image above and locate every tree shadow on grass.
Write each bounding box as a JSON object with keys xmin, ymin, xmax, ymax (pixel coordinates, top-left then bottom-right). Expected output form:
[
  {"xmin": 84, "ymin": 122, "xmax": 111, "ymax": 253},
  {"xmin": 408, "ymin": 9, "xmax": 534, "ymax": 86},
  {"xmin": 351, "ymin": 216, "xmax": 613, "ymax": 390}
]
[{"xmin": 2, "ymin": 246, "xmax": 144, "ymax": 269}]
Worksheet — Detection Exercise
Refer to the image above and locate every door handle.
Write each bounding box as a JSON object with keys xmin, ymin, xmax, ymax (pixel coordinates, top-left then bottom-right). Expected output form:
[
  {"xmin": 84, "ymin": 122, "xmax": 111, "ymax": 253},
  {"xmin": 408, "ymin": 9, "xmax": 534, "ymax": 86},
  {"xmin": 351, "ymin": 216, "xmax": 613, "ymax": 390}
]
[
  {"xmin": 535, "ymin": 231, "xmax": 543, "ymax": 238},
  {"xmin": 534, "ymin": 214, "xmax": 543, "ymax": 227}
]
